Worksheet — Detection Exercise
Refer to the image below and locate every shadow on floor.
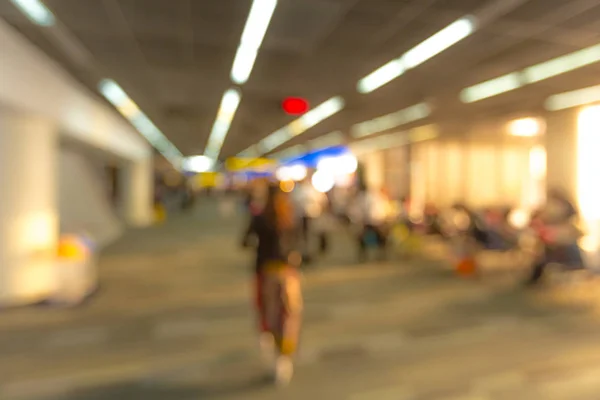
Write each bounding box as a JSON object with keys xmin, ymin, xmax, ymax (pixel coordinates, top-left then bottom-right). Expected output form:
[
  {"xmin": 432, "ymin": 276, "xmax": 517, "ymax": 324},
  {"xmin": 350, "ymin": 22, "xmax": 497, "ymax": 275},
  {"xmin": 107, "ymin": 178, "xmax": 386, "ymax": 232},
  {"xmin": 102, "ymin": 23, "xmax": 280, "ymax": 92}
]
[
  {"xmin": 49, "ymin": 375, "xmax": 273, "ymax": 400},
  {"xmin": 446, "ymin": 284, "xmax": 594, "ymax": 319}
]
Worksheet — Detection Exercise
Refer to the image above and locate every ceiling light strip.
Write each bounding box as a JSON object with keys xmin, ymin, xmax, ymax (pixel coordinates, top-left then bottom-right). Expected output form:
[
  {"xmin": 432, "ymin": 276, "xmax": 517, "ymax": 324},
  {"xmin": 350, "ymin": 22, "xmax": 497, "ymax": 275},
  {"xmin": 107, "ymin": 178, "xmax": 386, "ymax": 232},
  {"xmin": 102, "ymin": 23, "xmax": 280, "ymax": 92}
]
[
  {"xmin": 241, "ymin": 96, "xmax": 345, "ymax": 156},
  {"xmin": 522, "ymin": 44, "xmax": 600, "ymax": 84},
  {"xmin": 208, "ymin": 0, "xmax": 277, "ymax": 161},
  {"xmin": 461, "ymin": 42, "xmax": 600, "ymax": 103},
  {"xmin": 460, "ymin": 72, "xmax": 522, "ymax": 103},
  {"xmin": 350, "ymin": 124, "xmax": 439, "ymax": 154},
  {"xmin": 98, "ymin": 79, "xmax": 183, "ymax": 167},
  {"xmin": 402, "ymin": 17, "xmax": 476, "ymax": 69},
  {"xmin": 231, "ymin": 0, "xmax": 278, "ymax": 85},
  {"xmin": 10, "ymin": 0, "xmax": 55, "ymax": 26},
  {"xmin": 270, "ymin": 145, "xmax": 306, "ymax": 160},
  {"xmin": 238, "ymin": 145, "xmax": 261, "ymax": 159},
  {"xmin": 545, "ymin": 84, "xmax": 600, "ymax": 111},
  {"xmin": 357, "ymin": 16, "xmax": 476, "ymax": 93},
  {"xmin": 357, "ymin": 59, "xmax": 405, "ymax": 94},
  {"xmin": 204, "ymin": 88, "xmax": 242, "ymax": 160},
  {"xmin": 351, "ymin": 102, "xmax": 431, "ymax": 138},
  {"xmin": 308, "ymin": 130, "xmax": 345, "ymax": 149}
]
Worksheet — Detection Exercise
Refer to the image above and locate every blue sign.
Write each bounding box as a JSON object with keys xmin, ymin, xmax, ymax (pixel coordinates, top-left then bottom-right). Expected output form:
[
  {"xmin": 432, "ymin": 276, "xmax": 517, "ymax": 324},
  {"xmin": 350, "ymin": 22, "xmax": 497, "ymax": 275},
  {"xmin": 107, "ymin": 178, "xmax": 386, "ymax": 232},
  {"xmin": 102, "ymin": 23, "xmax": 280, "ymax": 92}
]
[{"xmin": 281, "ymin": 145, "xmax": 350, "ymax": 168}]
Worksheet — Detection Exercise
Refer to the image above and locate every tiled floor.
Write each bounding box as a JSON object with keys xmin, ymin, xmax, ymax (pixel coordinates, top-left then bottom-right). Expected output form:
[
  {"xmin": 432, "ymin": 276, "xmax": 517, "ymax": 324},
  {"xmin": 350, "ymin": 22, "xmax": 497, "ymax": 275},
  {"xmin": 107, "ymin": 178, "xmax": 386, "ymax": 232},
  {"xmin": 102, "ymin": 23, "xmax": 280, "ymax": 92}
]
[{"xmin": 2, "ymin": 198, "xmax": 600, "ymax": 399}]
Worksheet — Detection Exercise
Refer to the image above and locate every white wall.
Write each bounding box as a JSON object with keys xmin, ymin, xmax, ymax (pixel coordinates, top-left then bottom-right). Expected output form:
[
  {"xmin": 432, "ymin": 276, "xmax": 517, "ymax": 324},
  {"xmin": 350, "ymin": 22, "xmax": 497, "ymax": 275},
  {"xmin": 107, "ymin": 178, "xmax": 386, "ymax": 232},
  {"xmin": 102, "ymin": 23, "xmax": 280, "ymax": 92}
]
[
  {"xmin": 411, "ymin": 139, "xmax": 533, "ymax": 208},
  {"xmin": 0, "ymin": 112, "xmax": 58, "ymax": 305},
  {"xmin": 58, "ymin": 149, "xmax": 123, "ymax": 247},
  {"xmin": 384, "ymin": 146, "xmax": 409, "ymax": 199},
  {"xmin": 0, "ymin": 19, "xmax": 150, "ymax": 162},
  {"xmin": 358, "ymin": 151, "xmax": 385, "ymax": 191}
]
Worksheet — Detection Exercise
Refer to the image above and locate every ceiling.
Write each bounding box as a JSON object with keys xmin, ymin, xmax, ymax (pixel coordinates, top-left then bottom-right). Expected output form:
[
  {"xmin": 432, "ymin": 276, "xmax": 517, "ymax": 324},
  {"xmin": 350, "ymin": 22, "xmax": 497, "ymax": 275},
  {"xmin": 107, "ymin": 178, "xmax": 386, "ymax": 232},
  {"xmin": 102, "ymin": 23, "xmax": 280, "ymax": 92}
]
[{"xmin": 2, "ymin": 0, "xmax": 600, "ymax": 159}]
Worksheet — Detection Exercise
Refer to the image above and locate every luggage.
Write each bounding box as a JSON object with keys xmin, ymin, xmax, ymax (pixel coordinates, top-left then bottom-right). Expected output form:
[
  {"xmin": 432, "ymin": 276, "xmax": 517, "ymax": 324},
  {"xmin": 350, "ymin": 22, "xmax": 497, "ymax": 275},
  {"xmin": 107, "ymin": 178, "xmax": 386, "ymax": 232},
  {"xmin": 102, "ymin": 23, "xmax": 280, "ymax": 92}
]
[{"xmin": 456, "ymin": 257, "xmax": 477, "ymax": 276}]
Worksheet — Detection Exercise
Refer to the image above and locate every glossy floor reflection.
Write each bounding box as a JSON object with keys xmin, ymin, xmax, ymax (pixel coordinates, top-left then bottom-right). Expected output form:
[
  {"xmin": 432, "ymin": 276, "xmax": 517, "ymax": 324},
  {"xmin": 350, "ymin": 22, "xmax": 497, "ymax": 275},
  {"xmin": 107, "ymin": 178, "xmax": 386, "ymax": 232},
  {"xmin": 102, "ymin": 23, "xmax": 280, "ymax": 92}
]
[{"xmin": 2, "ymin": 198, "xmax": 600, "ymax": 399}]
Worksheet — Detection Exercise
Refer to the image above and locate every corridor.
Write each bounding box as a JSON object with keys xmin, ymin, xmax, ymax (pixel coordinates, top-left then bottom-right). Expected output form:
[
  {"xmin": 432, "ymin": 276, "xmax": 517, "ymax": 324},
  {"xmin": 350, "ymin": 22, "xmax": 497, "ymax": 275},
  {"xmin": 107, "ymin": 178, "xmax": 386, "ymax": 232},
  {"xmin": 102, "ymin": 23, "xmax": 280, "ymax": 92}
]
[{"xmin": 2, "ymin": 199, "xmax": 600, "ymax": 400}]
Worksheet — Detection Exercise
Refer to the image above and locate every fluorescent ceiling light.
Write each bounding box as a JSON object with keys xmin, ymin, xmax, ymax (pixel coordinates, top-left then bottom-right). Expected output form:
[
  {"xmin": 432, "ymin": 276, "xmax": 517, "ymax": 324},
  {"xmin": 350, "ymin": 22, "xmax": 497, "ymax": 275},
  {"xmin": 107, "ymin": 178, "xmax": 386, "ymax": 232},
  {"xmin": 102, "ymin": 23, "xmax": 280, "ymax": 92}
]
[
  {"xmin": 461, "ymin": 42, "xmax": 600, "ymax": 103},
  {"xmin": 231, "ymin": 47, "xmax": 259, "ymax": 85},
  {"xmin": 402, "ymin": 17, "xmax": 475, "ymax": 69},
  {"xmin": 204, "ymin": 88, "xmax": 242, "ymax": 160},
  {"xmin": 182, "ymin": 156, "xmax": 215, "ymax": 173},
  {"xmin": 507, "ymin": 117, "xmax": 542, "ymax": 137},
  {"xmin": 245, "ymin": 96, "xmax": 345, "ymax": 155},
  {"xmin": 351, "ymin": 125, "xmax": 438, "ymax": 154},
  {"xmin": 238, "ymin": 145, "xmax": 261, "ymax": 159},
  {"xmin": 10, "ymin": 0, "xmax": 55, "ymax": 26},
  {"xmin": 98, "ymin": 79, "xmax": 183, "ymax": 167},
  {"xmin": 357, "ymin": 59, "xmax": 405, "ymax": 94},
  {"xmin": 231, "ymin": 0, "xmax": 278, "ymax": 85},
  {"xmin": 259, "ymin": 128, "xmax": 291, "ymax": 154},
  {"xmin": 522, "ymin": 44, "xmax": 600, "ymax": 84},
  {"xmin": 545, "ymin": 84, "xmax": 600, "ymax": 111},
  {"xmin": 460, "ymin": 72, "xmax": 522, "ymax": 103},
  {"xmin": 357, "ymin": 16, "xmax": 476, "ymax": 94},
  {"xmin": 298, "ymin": 97, "xmax": 345, "ymax": 132},
  {"xmin": 99, "ymin": 79, "xmax": 128, "ymax": 105},
  {"xmin": 271, "ymin": 145, "xmax": 306, "ymax": 160},
  {"xmin": 350, "ymin": 131, "xmax": 410, "ymax": 154},
  {"xmin": 408, "ymin": 124, "xmax": 439, "ymax": 143},
  {"xmin": 351, "ymin": 103, "xmax": 431, "ymax": 138},
  {"xmin": 308, "ymin": 131, "xmax": 344, "ymax": 149}
]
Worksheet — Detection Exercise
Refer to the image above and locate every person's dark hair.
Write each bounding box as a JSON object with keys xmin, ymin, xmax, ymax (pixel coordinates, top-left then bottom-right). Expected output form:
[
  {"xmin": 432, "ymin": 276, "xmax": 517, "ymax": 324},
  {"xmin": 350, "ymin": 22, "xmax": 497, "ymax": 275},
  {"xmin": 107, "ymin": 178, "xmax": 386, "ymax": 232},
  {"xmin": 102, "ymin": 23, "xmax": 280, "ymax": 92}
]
[
  {"xmin": 263, "ymin": 184, "xmax": 295, "ymax": 232},
  {"xmin": 548, "ymin": 188, "xmax": 577, "ymax": 218}
]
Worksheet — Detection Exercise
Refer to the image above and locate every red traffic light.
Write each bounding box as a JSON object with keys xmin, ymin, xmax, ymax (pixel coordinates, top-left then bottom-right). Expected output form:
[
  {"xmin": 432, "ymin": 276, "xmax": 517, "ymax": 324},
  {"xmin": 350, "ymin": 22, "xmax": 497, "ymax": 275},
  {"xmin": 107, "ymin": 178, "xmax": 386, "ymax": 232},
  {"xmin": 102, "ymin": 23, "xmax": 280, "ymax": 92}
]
[{"xmin": 282, "ymin": 97, "xmax": 309, "ymax": 115}]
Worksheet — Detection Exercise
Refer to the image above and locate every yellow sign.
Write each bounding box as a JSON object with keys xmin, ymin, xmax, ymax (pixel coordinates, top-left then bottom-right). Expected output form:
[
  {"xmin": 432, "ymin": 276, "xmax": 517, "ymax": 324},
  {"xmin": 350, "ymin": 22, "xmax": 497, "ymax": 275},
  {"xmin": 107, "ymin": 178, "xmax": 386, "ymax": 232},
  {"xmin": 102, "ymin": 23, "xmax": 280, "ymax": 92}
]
[
  {"xmin": 197, "ymin": 172, "xmax": 219, "ymax": 188},
  {"xmin": 225, "ymin": 157, "xmax": 275, "ymax": 172}
]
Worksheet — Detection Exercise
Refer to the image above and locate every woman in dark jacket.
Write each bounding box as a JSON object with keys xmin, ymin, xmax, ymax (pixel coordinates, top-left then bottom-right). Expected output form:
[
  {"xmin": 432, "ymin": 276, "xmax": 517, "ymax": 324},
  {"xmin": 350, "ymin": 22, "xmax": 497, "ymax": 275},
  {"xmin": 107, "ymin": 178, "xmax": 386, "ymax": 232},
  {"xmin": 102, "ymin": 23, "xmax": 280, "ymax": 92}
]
[{"xmin": 242, "ymin": 184, "xmax": 302, "ymax": 386}]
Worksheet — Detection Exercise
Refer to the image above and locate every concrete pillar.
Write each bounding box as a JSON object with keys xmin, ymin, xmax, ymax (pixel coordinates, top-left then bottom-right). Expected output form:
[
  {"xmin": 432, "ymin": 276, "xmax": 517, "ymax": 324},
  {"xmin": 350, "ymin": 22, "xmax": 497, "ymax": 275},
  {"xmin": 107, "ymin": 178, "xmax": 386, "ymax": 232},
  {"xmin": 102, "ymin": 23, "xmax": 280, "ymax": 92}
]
[
  {"xmin": 545, "ymin": 106, "xmax": 600, "ymax": 259},
  {"xmin": 545, "ymin": 109, "xmax": 578, "ymax": 200},
  {"xmin": 384, "ymin": 146, "xmax": 409, "ymax": 199},
  {"xmin": 120, "ymin": 157, "xmax": 153, "ymax": 227},
  {"xmin": 361, "ymin": 151, "xmax": 385, "ymax": 191},
  {"xmin": 0, "ymin": 110, "xmax": 58, "ymax": 306}
]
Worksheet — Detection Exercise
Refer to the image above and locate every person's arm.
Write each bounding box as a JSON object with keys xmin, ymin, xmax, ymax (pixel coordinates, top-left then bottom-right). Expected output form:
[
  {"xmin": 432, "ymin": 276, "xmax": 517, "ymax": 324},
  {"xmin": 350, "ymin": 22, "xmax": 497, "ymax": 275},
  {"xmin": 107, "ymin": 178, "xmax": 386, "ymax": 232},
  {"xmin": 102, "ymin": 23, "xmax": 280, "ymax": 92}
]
[{"xmin": 241, "ymin": 216, "xmax": 258, "ymax": 248}]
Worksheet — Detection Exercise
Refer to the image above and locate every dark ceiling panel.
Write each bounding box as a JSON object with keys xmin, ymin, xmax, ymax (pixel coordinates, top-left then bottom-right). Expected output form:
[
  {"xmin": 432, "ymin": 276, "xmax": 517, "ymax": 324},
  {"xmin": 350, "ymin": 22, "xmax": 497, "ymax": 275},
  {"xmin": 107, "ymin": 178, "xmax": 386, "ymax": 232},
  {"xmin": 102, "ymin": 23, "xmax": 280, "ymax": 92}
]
[
  {"xmin": 118, "ymin": 0, "xmax": 188, "ymax": 38},
  {"xmin": 502, "ymin": 0, "xmax": 579, "ymax": 21},
  {"xmin": 45, "ymin": 0, "xmax": 114, "ymax": 34},
  {"xmin": 263, "ymin": 0, "xmax": 344, "ymax": 54},
  {"xmin": 190, "ymin": 2, "xmax": 247, "ymax": 47},
  {"xmin": 435, "ymin": 0, "xmax": 494, "ymax": 13},
  {"xmin": 136, "ymin": 36, "xmax": 189, "ymax": 68},
  {"xmin": 558, "ymin": 4, "xmax": 600, "ymax": 30},
  {"xmin": 73, "ymin": 32, "xmax": 135, "ymax": 65},
  {"xmin": 3, "ymin": 0, "xmax": 600, "ymax": 157}
]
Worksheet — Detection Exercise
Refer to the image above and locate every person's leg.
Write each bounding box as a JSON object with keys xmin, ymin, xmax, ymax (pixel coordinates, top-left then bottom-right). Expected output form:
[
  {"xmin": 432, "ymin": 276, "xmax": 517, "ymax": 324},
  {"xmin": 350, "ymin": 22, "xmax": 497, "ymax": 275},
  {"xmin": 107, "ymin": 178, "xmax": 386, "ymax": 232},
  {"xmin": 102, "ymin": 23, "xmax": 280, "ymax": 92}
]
[
  {"xmin": 255, "ymin": 272, "xmax": 274, "ymax": 361},
  {"xmin": 276, "ymin": 268, "xmax": 303, "ymax": 386},
  {"xmin": 375, "ymin": 224, "xmax": 388, "ymax": 260},
  {"xmin": 526, "ymin": 261, "xmax": 546, "ymax": 285},
  {"xmin": 525, "ymin": 250, "xmax": 549, "ymax": 285},
  {"xmin": 302, "ymin": 217, "xmax": 313, "ymax": 264},
  {"xmin": 318, "ymin": 231, "xmax": 328, "ymax": 255},
  {"xmin": 358, "ymin": 226, "xmax": 368, "ymax": 262}
]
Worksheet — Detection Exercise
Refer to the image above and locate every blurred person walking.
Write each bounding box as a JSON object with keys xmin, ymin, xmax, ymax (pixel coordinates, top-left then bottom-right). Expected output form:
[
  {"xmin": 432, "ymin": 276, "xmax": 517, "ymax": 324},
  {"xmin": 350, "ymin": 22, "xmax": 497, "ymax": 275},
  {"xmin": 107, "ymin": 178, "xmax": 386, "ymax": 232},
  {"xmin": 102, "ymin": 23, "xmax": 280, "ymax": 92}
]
[
  {"xmin": 349, "ymin": 187, "xmax": 393, "ymax": 262},
  {"xmin": 291, "ymin": 177, "xmax": 328, "ymax": 264},
  {"xmin": 242, "ymin": 184, "xmax": 303, "ymax": 386},
  {"xmin": 525, "ymin": 189, "xmax": 584, "ymax": 286}
]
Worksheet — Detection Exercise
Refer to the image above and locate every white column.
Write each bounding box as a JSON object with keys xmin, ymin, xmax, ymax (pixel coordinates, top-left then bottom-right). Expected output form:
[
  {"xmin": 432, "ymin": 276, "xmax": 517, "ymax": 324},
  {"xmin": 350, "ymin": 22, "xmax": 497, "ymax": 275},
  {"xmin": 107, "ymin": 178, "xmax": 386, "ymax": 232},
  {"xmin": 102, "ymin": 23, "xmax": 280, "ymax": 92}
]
[
  {"xmin": 120, "ymin": 157, "xmax": 153, "ymax": 227},
  {"xmin": 0, "ymin": 110, "xmax": 58, "ymax": 306},
  {"xmin": 361, "ymin": 151, "xmax": 385, "ymax": 191},
  {"xmin": 545, "ymin": 107, "xmax": 600, "ymax": 265},
  {"xmin": 545, "ymin": 109, "xmax": 578, "ymax": 199}
]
